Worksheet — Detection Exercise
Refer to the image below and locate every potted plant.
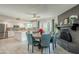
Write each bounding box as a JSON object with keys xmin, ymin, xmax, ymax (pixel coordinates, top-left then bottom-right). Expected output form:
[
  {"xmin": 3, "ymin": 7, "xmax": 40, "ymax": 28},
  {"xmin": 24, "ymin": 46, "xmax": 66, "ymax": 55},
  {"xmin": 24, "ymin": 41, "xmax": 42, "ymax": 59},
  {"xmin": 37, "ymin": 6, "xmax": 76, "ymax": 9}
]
[{"xmin": 69, "ymin": 15, "xmax": 78, "ymax": 24}]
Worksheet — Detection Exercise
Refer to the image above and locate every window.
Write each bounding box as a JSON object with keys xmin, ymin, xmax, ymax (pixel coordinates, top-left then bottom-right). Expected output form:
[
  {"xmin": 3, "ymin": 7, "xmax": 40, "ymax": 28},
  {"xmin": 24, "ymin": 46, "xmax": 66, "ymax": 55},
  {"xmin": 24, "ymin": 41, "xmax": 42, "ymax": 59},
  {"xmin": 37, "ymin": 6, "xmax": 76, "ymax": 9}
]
[
  {"xmin": 40, "ymin": 22, "xmax": 51, "ymax": 33},
  {"xmin": 24, "ymin": 22, "xmax": 32, "ymax": 29},
  {"xmin": 24, "ymin": 21, "xmax": 38, "ymax": 29}
]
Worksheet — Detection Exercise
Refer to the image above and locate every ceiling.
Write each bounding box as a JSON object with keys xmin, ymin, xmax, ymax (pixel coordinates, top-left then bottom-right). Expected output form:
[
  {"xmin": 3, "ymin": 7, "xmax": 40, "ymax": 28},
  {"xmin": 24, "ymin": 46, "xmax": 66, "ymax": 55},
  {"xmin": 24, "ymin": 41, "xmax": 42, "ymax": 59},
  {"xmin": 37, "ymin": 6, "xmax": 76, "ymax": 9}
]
[{"xmin": 0, "ymin": 4, "xmax": 77, "ymax": 21}]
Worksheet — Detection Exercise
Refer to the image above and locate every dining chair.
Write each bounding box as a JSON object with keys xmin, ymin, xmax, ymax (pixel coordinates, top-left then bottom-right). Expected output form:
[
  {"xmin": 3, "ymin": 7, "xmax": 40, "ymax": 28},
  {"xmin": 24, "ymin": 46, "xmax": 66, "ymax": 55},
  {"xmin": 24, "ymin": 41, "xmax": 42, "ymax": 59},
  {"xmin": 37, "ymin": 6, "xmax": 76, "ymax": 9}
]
[
  {"xmin": 40, "ymin": 34, "xmax": 51, "ymax": 54},
  {"xmin": 50, "ymin": 32, "xmax": 55, "ymax": 43},
  {"xmin": 53, "ymin": 32, "xmax": 60, "ymax": 50},
  {"xmin": 50, "ymin": 32, "xmax": 55, "ymax": 50},
  {"xmin": 26, "ymin": 33, "xmax": 40, "ymax": 53}
]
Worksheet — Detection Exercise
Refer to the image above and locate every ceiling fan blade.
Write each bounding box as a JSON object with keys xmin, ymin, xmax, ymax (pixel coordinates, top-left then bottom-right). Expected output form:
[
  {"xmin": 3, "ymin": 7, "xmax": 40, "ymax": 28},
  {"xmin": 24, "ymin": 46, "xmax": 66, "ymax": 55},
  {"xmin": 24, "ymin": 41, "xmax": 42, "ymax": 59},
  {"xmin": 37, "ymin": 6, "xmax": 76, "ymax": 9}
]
[
  {"xmin": 16, "ymin": 18, "xmax": 20, "ymax": 20},
  {"xmin": 32, "ymin": 13, "xmax": 36, "ymax": 18}
]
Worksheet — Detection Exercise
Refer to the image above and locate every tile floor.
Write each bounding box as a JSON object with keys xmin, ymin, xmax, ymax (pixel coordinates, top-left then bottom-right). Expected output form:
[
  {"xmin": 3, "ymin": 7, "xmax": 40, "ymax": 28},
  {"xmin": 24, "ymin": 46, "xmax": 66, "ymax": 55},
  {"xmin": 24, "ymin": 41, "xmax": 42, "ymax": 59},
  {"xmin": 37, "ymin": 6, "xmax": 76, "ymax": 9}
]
[{"xmin": 0, "ymin": 37, "xmax": 71, "ymax": 54}]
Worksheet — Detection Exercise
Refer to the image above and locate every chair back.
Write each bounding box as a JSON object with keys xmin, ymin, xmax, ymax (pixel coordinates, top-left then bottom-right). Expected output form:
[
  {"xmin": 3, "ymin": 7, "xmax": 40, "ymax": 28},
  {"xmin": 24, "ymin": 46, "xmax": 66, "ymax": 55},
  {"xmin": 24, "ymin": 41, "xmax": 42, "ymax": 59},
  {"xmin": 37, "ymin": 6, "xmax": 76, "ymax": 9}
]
[
  {"xmin": 41, "ymin": 34, "xmax": 51, "ymax": 47},
  {"xmin": 26, "ymin": 33, "xmax": 33, "ymax": 45},
  {"xmin": 53, "ymin": 32, "xmax": 60, "ymax": 42}
]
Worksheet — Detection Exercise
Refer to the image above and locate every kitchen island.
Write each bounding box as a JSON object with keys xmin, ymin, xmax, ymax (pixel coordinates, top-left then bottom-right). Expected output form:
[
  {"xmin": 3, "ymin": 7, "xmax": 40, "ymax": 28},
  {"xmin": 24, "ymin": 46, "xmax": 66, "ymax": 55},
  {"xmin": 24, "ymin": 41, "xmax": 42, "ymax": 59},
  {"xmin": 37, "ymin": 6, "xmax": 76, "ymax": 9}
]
[{"xmin": 14, "ymin": 31, "xmax": 28, "ymax": 43}]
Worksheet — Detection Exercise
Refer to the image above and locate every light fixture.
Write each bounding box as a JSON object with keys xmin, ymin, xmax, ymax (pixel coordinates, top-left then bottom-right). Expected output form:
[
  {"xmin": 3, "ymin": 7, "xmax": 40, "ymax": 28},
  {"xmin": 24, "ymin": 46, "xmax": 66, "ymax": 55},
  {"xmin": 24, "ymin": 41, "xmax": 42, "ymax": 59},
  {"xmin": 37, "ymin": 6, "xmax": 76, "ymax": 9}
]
[
  {"xmin": 16, "ymin": 18, "xmax": 20, "ymax": 20},
  {"xmin": 69, "ymin": 15, "xmax": 78, "ymax": 24},
  {"xmin": 69, "ymin": 15, "xmax": 78, "ymax": 19}
]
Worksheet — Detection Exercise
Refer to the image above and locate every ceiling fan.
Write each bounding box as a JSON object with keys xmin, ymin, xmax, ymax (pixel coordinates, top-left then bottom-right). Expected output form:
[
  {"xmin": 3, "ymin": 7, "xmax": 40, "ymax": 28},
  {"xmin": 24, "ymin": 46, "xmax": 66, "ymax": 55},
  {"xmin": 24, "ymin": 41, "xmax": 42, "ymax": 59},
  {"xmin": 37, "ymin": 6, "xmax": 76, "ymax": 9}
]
[
  {"xmin": 29, "ymin": 13, "xmax": 40, "ymax": 22},
  {"xmin": 32, "ymin": 13, "xmax": 40, "ymax": 19},
  {"xmin": 15, "ymin": 13, "xmax": 40, "ymax": 22}
]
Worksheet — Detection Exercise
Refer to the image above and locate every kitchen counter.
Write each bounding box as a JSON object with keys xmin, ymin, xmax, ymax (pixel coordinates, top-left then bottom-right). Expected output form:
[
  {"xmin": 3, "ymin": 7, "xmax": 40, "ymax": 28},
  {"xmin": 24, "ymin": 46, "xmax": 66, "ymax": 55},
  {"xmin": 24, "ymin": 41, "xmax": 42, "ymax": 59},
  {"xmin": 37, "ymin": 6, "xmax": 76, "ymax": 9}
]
[
  {"xmin": 8, "ymin": 28, "xmax": 38, "ymax": 43},
  {"xmin": 14, "ymin": 31, "xmax": 27, "ymax": 43}
]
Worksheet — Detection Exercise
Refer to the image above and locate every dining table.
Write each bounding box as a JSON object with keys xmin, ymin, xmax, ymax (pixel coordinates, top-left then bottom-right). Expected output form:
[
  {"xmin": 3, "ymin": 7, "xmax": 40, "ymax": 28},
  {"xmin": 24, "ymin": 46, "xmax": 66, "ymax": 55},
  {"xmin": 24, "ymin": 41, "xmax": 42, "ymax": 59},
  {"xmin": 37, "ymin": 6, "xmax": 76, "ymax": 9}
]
[
  {"xmin": 32, "ymin": 33, "xmax": 42, "ymax": 41},
  {"xmin": 32, "ymin": 33, "xmax": 42, "ymax": 49}
]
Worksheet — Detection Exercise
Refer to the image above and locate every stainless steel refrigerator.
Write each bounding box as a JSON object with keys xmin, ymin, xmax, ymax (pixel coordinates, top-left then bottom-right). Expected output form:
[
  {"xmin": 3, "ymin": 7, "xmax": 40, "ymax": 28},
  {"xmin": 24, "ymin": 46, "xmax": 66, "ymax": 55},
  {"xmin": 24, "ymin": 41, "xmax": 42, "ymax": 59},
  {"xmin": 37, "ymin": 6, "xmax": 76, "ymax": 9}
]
[{"xmin": 0, "ymin": 24, "xmax": 8, "ymax": 39}]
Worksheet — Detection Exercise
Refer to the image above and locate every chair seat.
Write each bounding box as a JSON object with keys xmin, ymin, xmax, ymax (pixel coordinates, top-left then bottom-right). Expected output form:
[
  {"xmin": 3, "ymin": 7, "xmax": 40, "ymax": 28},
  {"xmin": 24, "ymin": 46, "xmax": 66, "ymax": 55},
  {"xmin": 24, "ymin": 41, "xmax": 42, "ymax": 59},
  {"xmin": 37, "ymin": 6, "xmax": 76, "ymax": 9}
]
[
  {"xmin": 41, "ymin": 46, "xmax": 49, "ymax": 48},
  {"xmin": 50, "ymin": 36, "xmax": 54, "ymax": 43},
  {"xmin": 33, "ymin": 41, "xmax": 40, "ymax": 46}
]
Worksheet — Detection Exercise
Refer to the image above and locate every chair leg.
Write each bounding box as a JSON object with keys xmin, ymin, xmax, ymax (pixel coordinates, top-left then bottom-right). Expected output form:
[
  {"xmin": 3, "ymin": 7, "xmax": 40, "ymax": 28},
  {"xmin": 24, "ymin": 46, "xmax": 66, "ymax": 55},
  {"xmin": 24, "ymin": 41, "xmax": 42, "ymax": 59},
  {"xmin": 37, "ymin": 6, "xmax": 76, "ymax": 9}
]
[
  {"xmin": 49, "ymin": 46, "xmax": 50, "ymax": 54},
  {"xmin": 52, "ymin": 43, "xmax": 54, "ymax": 50},
  {"xmin": 41, "ymin": 48, "xmax": 43, "ymax": 54},
  {"xmin": 28, "ymin": 44, "xmax": 29, "ymax": 52},
  {"xmin": 55, "ymin": 41, "xmax": 56, "ymax": 48},
  {"xmin": 32, "ymin": 45, "xmax": 34, "ymax": 53}
]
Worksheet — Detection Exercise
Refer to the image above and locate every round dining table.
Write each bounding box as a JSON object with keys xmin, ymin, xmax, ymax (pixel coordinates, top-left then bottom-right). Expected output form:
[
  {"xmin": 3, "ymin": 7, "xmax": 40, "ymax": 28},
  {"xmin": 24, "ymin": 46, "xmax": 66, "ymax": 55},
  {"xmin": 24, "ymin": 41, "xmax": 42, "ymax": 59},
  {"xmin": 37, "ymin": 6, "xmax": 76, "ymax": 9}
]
[
  {"xmin": 32, "ymin": 33, "xmax": 42, "ymax": 49},
  {"xmin": 32, "ymin": 33, "xmax": 41, "ymax": 41}
]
